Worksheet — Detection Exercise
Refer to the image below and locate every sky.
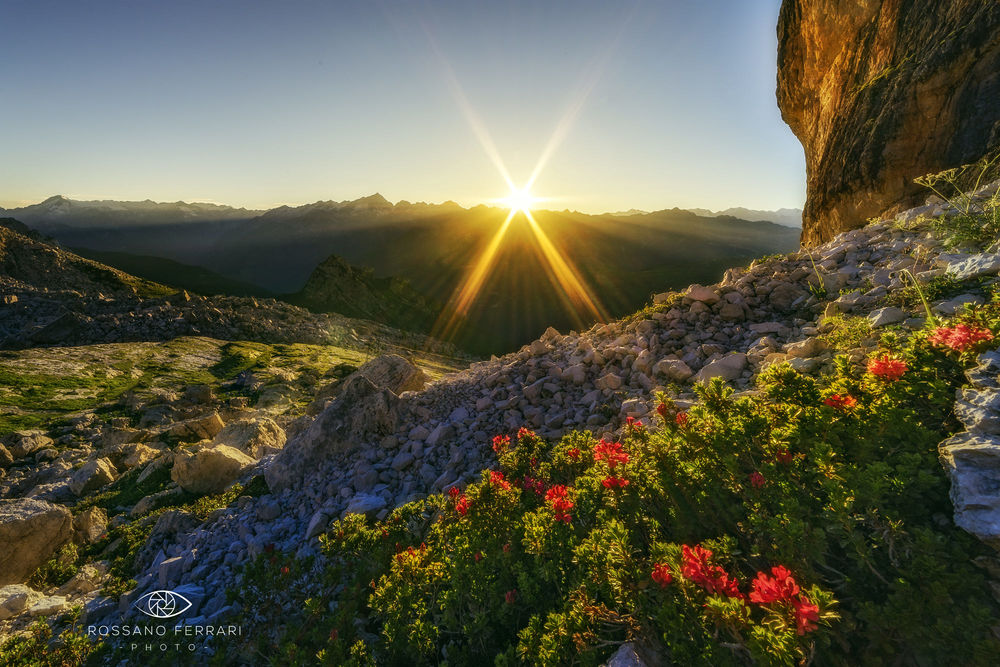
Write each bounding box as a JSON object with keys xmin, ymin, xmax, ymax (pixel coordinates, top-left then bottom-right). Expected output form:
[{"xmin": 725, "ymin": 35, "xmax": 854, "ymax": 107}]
[{"xmin": 0, "ymin": 0, "xmax": 805, "ymax": 213}]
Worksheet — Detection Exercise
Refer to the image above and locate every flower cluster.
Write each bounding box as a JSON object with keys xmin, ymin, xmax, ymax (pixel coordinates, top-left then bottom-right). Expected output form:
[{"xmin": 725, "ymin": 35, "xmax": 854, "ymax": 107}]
[
  {"xmin": 449, "ymin": 486, "xmax": 470, "ymax": 516},
  {"xmin": 651, "ymin": 562, "xmax": 673, "ymax": 587},
  {"xmin": 823, "ymin": 393, "xmax": 858, "ymax": 411},
  {"xmin": 516, "ymin": 427, "xmax": 536, "ymax": 440},
  {"xmin": 602, "ymin": 476, "xmax": 630, "ymax": 489},
  {"xmin": 675, "ymin": 412, "xmax": 689, "ymax": 427},
  {"xmin": 545, "ymin": 484, "xmax": 574, "ymax": 523},
  {"xmin": 520, "ymin": 475, "xmax": 546, "ymax": 496},
  {"xmin": 867, "ymin": 354, "xmax": 907, "ymax": 381},
  {"xmin": 594, "ymin": 439, "xmax": 629, "ymax": 469},
  {"xmin": 492, "ymin": 434, "xmax": 510, "ymax": 454},
  {"xmin": 928, "ymin": 323, "xmax": 994, "ymax": 353},
  {"xmin": 488, "ymin": 470, "xmax": 512, "ymax": 491},
  {"xmin": 681, "ymin": 545, "xmax": 743, "ymax": 599},
  {"xmin": 772, "ymin": 447, "xmax": 794, "ymax": 465},
  {"xmin": 748, "ymin": 471, "xmax": 766, "ymax": 489},
  {"xmin": 750, "ymin": 566, "xmax": 820, "ymax": 635},
  {"xmin": 566, "ymin": 447, "xmax": 581, "ymax": 460}
]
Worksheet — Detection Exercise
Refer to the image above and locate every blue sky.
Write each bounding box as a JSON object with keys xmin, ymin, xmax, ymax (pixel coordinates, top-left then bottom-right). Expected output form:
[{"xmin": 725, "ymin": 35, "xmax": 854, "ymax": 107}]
[{"xmin": 0, "ymin": 0, "xmax": 804, "ymax": 213}]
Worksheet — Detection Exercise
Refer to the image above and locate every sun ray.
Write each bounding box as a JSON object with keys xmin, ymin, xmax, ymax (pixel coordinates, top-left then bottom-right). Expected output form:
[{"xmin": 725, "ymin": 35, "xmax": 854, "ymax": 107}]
[
  {"xmin": 523, "ymin": 210, "xmax": 608, "ymax": 323},
  {"xmin": 431, "ymin": 209, "xmax": 517, "ymax": 341}
]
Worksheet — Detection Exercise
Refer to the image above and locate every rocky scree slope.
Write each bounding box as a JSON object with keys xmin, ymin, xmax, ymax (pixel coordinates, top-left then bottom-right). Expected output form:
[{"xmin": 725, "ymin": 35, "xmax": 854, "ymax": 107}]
[
  {"xmin": 778, "ymin": 0, "xmax": 1000, "ymax": 244},
  {"xmin": 56, "ymin": 179, "xmax": 1000, "ymax": 641}
]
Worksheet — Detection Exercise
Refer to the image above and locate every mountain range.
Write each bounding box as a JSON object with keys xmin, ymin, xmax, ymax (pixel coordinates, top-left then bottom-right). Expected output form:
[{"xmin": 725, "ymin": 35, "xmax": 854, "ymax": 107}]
[{"xmin": 1, "ymin": 195, "xmax": 801, "ymax": 354}]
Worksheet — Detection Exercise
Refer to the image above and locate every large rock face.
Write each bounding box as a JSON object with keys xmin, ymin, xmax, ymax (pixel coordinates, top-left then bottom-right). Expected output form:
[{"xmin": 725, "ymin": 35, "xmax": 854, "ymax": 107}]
[
  {"xmin": 777, "ymin": 0, "xmax": 1000, "ymax": 245},
  {"xmin": 0, "ymin": 499, "xmax": 73, "ymax": 585}
]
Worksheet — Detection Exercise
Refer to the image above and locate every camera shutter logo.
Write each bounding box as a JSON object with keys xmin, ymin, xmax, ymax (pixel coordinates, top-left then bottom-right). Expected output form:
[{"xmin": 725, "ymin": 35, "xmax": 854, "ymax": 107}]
[{"xmin": 134, "ymin": 590, "xmax": 193, "ymax": 619}]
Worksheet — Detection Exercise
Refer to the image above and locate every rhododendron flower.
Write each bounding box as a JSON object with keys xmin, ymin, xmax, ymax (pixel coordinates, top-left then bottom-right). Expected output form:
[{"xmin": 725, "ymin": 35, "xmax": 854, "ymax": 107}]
[
  {"xmin": 656, "ymin": 402, "xmax": 668, "ymax": 419},
  {"xmin": 455, "ymin": 495, "xmax": 470, "ymax": 516},
  {"xmin": 868, "ymin": 354, "xmax": 907, "ymax": 381},
  {"xmin": 474, "ymin": 551, "xmax": 482, "ymax": 562},
  {"xmin": 652, "ymin": 562, "xmax": 673, "ymax": 587},
  {"xmin": 503, "ymin": 542, "xmax": 511, "ymax": 553},
  {"xmin": 329, "ymin": 628, "xmax": 339, "ymax": 642},
  {"xmin": 792, "ymin": 596, "xmax": 820, "ymax": 634},
  {"xmin": 749, "ymin": 565, "xmax": 800, "ymax": 604},
  {"xmin": 546, "ymin": 484, "xmax": 574, "ymax": 522},
  {"xmin": 928, "ymin": 323, "xmax": 994, "ymax": 353},
  {"xmin": 567, "ymin": 447, "xmax": 581, "ymax": 460},
  {"xmin": 522, "ymin": 476, "xmax": 546, "ymax": 496},
  {"xmin": 823, "ymin": 393, "xmax": 858, "ymax": 411},
  {"xmin": 505, "ymin": 589, "xmax": 517, "ymax": 604},
  {"xmin": 602, "ymin": 476, "xmax": 630, "ymax": 489},
  {"xmin": 517, "ymin": 427, "xmax": 536, "ymax": 440},
  {"xmin": 594, "ymin": 439, "xmax": 630, "ymax": 469},
  {"xmin": 681, "ymin": 544, "xmax": 743, "ymax": 599},
  {"xmin": 281, "ymin": 566, "xmax": 290, "ymax": 575},
  {"xmin": 448, "ymin": 486, "xmax": 461, "ymax": 498},
  {"xmin": 675, "ymin": 411, "xmax": 689, "ymax": 427},
  {"xmin": 489, "ymin": 470, "xmax": 512, "ymax": 490},
  {"xmin": 749, "ymin": 471, "xmax": 765, "ymax": 489},
  {"xmin": 492, "ymin": 434, "xmax": 510, "ymax": 454}
]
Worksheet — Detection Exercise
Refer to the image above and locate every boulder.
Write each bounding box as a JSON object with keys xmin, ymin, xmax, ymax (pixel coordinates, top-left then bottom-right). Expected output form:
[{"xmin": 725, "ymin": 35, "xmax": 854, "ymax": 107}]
[
  {"xmin": 342, "ymin": 493, "xmax": 387, "ymax": 520},
  {"xmin": 939, "ymin": 433, "xmax": 1000, "ymax": 549},
  {"xmin": 685, "ymin": 284, "xmax": 719, "ymax": 304},
  {"xmin": 784, "ymin": 338, "xmax": 828, "ymax": 359},
  {"xmin": 6, "ymin": 431, "xmax": 53, "ymax": 459},
  {"xmin": 653, "ymin": 359, "xmax": 694, "ymax": 382},
  {"xmin": 768, "ymin": 283, "xmax": 807, "ymax": 311},
  {"xmin": 266, "ymin": 375, "xmax": 400, "ymax": 491},
  {"xmin": 356, "ymin": 354, "xmax": 428, "ymax": 394},
  {"xmin": 73, "ymin": 506, "xmax": 108, "ymax": 544},
  {"xmin": 868, "ymin": 307, "xmax": 906, "ymax": 328},
  {"xmin": 69, "ymin": 457, "xmax": 117, "ymax": 496},
  {"xmin": 595, "ymin": 373, "xmax": 623, "ymax": 391},
  {"xmin": 0, "ymin": 499, "xmax": 72, "ymax": 585},
  {"xmin": 0, "ymin": 584, "xmax": 39, "ymax": 620},
  {"xmin": 694, "ymin": 354, "xmax": 748, "ymax": 383},
  {"xmin": 211, "ymin": 417, "xmax": 286, "ymax": 458},
  {"xmin": 168, "ymin": 413, "xmax": 225, "ymax": 442},
  {"xmin": 0, "ymin": 443, "xmax": 11, "ymax": 467},
  {"xmin": 947, "ymin": 254, "xmax": 1000, "ymax": 281},
  {"xmin": 171, "ymin": 445, "xmax": 255, "ymax": 495}
]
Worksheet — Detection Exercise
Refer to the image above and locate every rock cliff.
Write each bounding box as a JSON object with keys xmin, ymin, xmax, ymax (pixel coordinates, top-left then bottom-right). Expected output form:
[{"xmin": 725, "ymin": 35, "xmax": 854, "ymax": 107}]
[{"xmin": 777, "ymin": 0, "xmax": 1000, "ymax": 245}]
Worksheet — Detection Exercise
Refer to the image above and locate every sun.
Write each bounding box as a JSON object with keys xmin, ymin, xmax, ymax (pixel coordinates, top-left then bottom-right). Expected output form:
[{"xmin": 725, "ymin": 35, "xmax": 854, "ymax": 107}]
[{"xmin": 500, "ymin": 187, "xmax": 538, "ymax": 214}]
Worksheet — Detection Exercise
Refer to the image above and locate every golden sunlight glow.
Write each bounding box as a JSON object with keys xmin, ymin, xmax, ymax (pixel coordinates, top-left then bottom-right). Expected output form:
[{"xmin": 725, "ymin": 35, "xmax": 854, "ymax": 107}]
[{"xmin": 499, "ymin": 187, "xmax": 539, "ymax": 214}]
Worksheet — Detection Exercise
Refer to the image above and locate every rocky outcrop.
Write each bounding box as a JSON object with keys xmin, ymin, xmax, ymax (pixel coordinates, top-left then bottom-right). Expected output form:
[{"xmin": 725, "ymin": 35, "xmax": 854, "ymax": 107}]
[
  {"xmin": 0, "ymin": 499, "xmax": 72, "ymax": 585},
  {"xmin": 777, "ymin": 0, "xmax": 1000, "ymax": 245}
]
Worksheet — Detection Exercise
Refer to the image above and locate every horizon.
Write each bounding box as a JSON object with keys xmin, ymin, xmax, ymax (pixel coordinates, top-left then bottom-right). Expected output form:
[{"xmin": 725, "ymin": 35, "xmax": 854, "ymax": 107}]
[
  {"xmin": 1, "ymin": 0, "xmax": 805, "ymax": 214},
  {"xmin": 0, "ymin": 191, "xmax": 803, "ymax": 219}
]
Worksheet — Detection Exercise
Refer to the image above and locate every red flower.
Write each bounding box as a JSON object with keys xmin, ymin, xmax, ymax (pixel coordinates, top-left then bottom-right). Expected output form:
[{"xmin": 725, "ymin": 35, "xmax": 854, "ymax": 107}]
[
  {"xmin": 928, "ymin": 323, "xmax": 994, "ymax": 353},
  {"xmin": 867, "ymin": 354, "xmax": 907, "ymax": 381},
  {"xmin": 792, "ymin": 596, "xmax": 820, "ymax": 634},
  {"xmin": 656, "ymin": 402, "xmax": 668, "ymax": 419},
  {"xmin": 681, "ymin": 544, "xmax": 743, "ymax": 599},
  {"xmin": 492, "ymin": 434, "xmax": 511, "ymax": 454},
  {"xmin": 474, "ymin": 551, "xmax": 482, "ymax": 562},
  {"xmin": 489, "ymin": 469, "xmax": 512, "ymax": 490},
  {"xmin": 505, "ymin": 589, "xmax": 517, "ymax": 604},
  {"xmin": 567, "ymin": 447, "xmax": 581, "ymax": 460},
  {"xmin": 749, "ymin": 565, "xmax": 800, "ymax": 604},
  {"xmin": 329, "ymin": 628, "xmax": 339, "ymax": 642},
  {"xmin": 748, "ymin": 471, "xmax": 766, "ymax": 489},
  {"xmin": 773, "ymin": 447, "xmax": 794, "ymax": 464},
  {"xmin": 601, "ymin": 476, "xmax": 630, "ymax": 489},
  {"xmin": 517, "ymin": 427, "xmax": 536, "ymax": 440},
  {"xmin": 448, "ymin": 486, "xmax": 461, "ymax": 498},
  {"xmin": 522, "ymin": 476, "xmax": 545, "ymax": 496},
  {"xmin": 281, "ymin": 566, "xmax": 290, "ymax": 575},
  {"xmin": 823, "ymin": 393, "xmax": 858, "ymax": 411},
  {"xmin": 594, "ymin": 439, "xmax": 630, "ymax": 469},
  {"xmin": 545, "ymin": 484, "xmax": 574, "ymax": 523},
  {"xmin": 675, "ymin": 412, "xmax": 689, "ymax": 427},
  {"xmin": 503, "ymin": 542, "xmax": 511, "ymax": 553},
  {"xmin": 652, "ymin": 562, "xmax": 673, "ymax": 587},
  {"xmin": 455, "ymin": 495, "xmax": 470, "ymax": 516}
]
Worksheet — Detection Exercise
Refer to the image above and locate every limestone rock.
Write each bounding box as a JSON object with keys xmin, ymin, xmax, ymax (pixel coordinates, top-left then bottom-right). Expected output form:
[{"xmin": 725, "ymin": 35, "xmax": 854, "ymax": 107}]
[
  {"xmin": 653, "ymin": 359, "xmax": 693, "ymax": 382},
  {"xmin": 343, "ymin": 493, "xmax": 387, "ymax": 519},
  {"xmin": 171, "ymin": 445, "xmax": 255, "ymax": 495},
  {"xmin": 266, "ymin": 375, "xmax": 400, "ymax": 491},
  {"xmin": 939, "ymin": 433, "xmax": 1000, "ymax": 548},
  {"xmin": 695, "ymin": 354, "xmax": 747, "ymax": 383},
  {"xmin": 0, "ymin": 498, "xmax": 73, "ymax": 585},
  {"xmin": 868, "ymin": 307, "xmax": 906, "ymax": 328},
  {"xmin": 356, "ymin": 354, "xmax": 428, "ymax": 394},
  {"xmin": 0, "ymin": 584, "xmax": 39, "ymax": 620},
  {"xmin": 211, "ymin": 417, "xmax": 286, "ymax": 458},
  {"xmin": 777, "ymin": 0, "xmax": 1000, "ymax": 245},
  {"xmin": 946, "ymin": 254, "xmax": 1000, "ymax": 281},
  {"xmin": 73, "ymin": 506, "xmax": 108, "ymax": 544},
  {"xmin": 69, "ymin": 457, "xmax": 118, "ymax": 496},
  {"xmin": 168, "ymin": 413, "xmax": 225, "ymax": 442},
  {"xmin": 6, "ymin": 431, "xmax": 53, "ymax": 459},
  {"xmin": 685, "ymin": 284, "xmax": 719, "ymax": 304}
]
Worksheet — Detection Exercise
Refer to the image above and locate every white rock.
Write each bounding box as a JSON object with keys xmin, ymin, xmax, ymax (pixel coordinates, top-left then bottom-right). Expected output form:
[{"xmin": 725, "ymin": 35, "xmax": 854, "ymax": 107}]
[
  {"xmin": 694, "ymin": 354, "xmax": 747, "ymax": 383},
  {"xmin": 868, "ymin": 307, "xmax": 907, "ymax": 328},
  {"xmin": 171, "ymin": 445, "xmax": 255, "ymax": 495},
  {"xmin": 946, "ymin": 253, "xmax": 1000, "ymax": 280}
]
